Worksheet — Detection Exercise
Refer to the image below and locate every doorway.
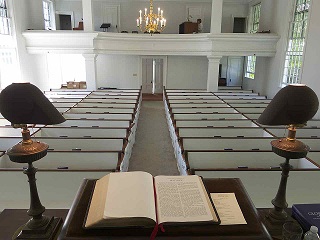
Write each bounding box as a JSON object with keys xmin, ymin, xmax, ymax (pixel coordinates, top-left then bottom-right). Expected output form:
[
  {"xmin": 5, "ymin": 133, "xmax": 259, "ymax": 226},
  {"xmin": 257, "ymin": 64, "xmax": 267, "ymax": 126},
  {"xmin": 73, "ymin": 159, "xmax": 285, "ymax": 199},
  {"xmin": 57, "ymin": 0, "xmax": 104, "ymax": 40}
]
[
  {"xmin": 233, "ymin": 17, "xmax": 247, "ymax": 33},
  {"xmin": 59, "ymin": 14, "xmax": 72, "ymax": 30},
  {"xmin": 141, "ymin": 57, "xmax": 166, "ymax": 94},
  {"xmin": 56, "ymin": 11, "xmax": 74, "ymax": 30},
  {"xmin": 227, "ymin": 56, "xmax": 244, "ymax": 86}
]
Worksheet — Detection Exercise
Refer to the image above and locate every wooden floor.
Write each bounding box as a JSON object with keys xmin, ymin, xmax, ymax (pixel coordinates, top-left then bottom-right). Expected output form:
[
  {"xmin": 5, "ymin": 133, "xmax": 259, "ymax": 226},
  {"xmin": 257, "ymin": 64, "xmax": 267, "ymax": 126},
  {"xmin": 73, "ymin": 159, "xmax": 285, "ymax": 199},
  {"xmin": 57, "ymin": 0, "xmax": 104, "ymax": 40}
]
[{"xmin": 142, "ymin": 93, "xmax": 163, "ymax": 101}]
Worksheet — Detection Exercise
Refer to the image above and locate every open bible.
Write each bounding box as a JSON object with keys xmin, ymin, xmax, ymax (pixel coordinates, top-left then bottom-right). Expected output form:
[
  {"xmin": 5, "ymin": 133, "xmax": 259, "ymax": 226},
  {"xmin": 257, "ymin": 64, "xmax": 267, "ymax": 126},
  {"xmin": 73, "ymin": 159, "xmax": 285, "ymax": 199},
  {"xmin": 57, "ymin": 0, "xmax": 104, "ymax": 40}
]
[{"xmin": 84, "ymin": 171, "xmax": 220, "ymax": 228}]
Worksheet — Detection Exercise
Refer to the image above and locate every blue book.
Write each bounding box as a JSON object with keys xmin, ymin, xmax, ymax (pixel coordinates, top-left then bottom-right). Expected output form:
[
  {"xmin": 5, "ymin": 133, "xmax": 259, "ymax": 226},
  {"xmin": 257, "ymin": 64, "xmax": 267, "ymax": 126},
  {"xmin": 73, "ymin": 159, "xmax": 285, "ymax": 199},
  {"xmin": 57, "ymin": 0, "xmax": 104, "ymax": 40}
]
[{"xmin": 292, "ymin": 204, "xmax": 320, "ymax": 232}]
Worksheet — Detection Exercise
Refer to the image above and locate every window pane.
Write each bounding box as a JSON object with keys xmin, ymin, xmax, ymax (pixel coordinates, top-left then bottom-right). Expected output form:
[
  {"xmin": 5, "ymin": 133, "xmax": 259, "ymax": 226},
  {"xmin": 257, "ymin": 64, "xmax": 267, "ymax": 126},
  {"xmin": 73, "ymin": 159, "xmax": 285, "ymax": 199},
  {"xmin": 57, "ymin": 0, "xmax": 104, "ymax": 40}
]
[
  {"xmin": 282, "ymin": 0, "xmax": 310, "ymax": 85},
  {"xmin": 43, "ymin": 0, "xmax": 52, "ymax": 30},
  {"xmin": 246, "ymin": 3, "xmax": 261, "ymax": 79},
  {"xmin": 0, "ymin": 0, "xmax": 10, "ymax": 35}
]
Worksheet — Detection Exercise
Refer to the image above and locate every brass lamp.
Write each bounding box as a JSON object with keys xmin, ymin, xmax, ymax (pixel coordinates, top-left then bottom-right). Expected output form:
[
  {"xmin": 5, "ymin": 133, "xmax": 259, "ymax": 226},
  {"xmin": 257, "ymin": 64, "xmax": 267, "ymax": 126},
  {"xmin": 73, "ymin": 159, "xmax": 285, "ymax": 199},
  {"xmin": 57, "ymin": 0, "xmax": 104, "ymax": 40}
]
[
  {"xmin": 0, "ymin": 83, "xmax": 65, "ymax": 239},
  {"xmin": 257, "ymin": 84, "xmax": 319, "ymax": 226}
]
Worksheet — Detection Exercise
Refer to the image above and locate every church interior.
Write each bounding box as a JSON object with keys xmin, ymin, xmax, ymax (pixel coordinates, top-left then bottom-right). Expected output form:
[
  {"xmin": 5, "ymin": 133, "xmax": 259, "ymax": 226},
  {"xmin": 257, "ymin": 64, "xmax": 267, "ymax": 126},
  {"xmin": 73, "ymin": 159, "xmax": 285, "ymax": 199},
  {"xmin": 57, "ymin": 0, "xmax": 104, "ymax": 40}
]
[{"xmin": 0, "ymin": 0, "xmax": 320, "ymax": 239}]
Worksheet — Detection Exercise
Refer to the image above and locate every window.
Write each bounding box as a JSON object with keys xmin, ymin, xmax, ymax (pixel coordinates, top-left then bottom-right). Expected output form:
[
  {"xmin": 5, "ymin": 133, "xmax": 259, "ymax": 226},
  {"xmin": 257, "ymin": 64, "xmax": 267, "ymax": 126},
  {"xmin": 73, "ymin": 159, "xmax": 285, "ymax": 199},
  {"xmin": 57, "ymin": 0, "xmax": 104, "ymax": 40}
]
[
  {"xmin": 0, "ymin": 0, "xmax": 10, "ymax": 35},
  {"xmin": 249, "ymin": 3, "xmax": 261, "ymax": 34},
  {"xmin": 282, "ymin": 0, "xmax": 310, "ymax": 85},
  {"xmin": 245, "ymin": 3, "xmax": 261, "ymax": 79},
  {"xmin": 245, "ymin": 55, "xmax": 256, "ymax": 79},
  {"xmin": 43, "ymin": 0, "xmax": 53, "ymax": 30}
]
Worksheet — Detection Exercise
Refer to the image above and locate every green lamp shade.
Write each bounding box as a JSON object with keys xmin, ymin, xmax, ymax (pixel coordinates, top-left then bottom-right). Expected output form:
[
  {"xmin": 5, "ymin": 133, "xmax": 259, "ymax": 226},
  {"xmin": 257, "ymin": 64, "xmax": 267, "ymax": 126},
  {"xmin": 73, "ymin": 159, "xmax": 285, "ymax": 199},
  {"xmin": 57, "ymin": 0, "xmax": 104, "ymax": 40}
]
[
  {"xmin": 0, "ymin": 83, "xmax": 65, "ymax": 125},
  {"xmin": 257, "ymin": 84, "xmax": 319, "ymax": 126}
]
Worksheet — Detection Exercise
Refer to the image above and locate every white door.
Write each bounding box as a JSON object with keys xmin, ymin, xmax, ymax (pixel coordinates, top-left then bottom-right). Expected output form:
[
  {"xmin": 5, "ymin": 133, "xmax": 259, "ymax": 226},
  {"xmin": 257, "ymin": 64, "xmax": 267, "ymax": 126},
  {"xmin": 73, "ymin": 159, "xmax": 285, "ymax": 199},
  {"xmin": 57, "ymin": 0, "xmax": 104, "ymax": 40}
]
[
  {"xmin": 227, "ymin": 57, "xmax": 244, "ymax": 86},
  {"xmin": 141, "ymin": 58, "xmax": 164, "ymax": 94},
  {"xmin": 142, "ymin": 58, "xmax": 153, "ymax": 93},
  {"xmin": 153, "ymin": 59, "xmax": 163, "ymax": 94},
  {"xmin": 103, "ymin": 5, "xmax": 119, "ymax": 32}
]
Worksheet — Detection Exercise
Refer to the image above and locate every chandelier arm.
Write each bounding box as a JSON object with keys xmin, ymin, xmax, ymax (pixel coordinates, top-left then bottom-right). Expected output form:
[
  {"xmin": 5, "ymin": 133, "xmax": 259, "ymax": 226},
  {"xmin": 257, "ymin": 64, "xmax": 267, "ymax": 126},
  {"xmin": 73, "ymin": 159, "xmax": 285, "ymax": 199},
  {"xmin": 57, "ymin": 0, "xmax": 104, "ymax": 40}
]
[{"xmin": 137, "ymin": 0, "xmax": 166, "ymax": 34}]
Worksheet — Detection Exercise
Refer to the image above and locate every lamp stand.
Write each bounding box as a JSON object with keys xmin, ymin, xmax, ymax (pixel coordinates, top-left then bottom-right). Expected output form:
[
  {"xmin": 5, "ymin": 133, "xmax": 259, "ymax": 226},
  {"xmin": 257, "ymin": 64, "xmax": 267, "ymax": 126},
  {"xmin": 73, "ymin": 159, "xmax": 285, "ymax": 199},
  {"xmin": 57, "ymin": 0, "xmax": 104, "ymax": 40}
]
[
  {"xmin": 259, "ymin": 158, "xmax": 296, "ymax": 238},
  {"xmin": 267, "ymin": 158, "xmax": 291, "ymax": 223},
  {"xmin": 261, "ymin": 126, "xmax": 309, "ymax": 237},
  {"xmin": 13, "ymin": 162, "xmax": 63, "ymax": 240}
]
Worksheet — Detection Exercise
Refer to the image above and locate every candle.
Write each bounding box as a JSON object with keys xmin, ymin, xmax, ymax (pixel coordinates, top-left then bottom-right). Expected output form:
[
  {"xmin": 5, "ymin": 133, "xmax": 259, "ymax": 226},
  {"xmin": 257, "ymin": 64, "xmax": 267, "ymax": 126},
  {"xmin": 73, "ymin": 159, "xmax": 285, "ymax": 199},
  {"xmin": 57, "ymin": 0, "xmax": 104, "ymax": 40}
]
[
  {"xmin": 161, "ymin": 10, "xmax": 163, "ymax": 18},
  {"xmin": 140, "ymin": 17, "xmax": 142, "ymax": 24},
  {"xmin": 158, "ymin": 8, "xmax": 160, "ymax": 15},
  {"xmin": 157, "ymin": 18, "xmax": 159, "ymax": 26},
  {"xmin": 145, "ymin": 8, "xmax": 147, "ymax": 15},
  {"xmin": 139, "ymin": 10, "xmax": 142, "ymax": 18},
  {"xmin": 146, "ymin": 17, "xmax": 149, "ymax": 25},
  {"xmin": 137, "ymin": 19, "xmax": 139, "ymax": 27},
  {"xmin": 160, "ymin": 19, "xmax": 163, "ymax": 27},
  {"xmin": 164, "ymin": 19, "xmax": 166, "ymax": 26}
]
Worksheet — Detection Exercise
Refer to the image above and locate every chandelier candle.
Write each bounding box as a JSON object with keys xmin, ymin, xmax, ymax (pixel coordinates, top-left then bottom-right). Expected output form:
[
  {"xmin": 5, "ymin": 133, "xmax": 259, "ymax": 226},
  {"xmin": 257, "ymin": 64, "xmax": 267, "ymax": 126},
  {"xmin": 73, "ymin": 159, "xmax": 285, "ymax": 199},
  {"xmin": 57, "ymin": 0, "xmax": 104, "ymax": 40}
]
[{"xmin": 137, "ymin": 0, "xmax": 166, "ymax": 34}]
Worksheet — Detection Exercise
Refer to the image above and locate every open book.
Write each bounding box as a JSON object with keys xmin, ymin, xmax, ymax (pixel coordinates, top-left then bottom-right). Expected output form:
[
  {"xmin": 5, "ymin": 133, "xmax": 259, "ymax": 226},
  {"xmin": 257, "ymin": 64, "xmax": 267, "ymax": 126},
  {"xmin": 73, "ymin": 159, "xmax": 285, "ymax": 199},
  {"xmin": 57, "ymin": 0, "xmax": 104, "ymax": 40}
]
[{"xmin": 85, "ymin": 171, "xmax": 220, "ymax": 228}]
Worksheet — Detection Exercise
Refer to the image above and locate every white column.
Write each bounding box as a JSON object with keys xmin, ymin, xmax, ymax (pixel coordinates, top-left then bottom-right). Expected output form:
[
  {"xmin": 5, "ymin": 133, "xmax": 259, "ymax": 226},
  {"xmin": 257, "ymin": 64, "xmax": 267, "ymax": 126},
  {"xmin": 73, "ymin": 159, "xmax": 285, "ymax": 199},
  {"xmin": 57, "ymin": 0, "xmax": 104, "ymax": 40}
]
[
  {"xmin": 207, "ymin": 56, "xmax": 221, "ymax": 92},
  {"xmin": 210, "ymin": 0, "xmax": 223, "ymax": 33},
  {"xmin": 82, "ymin": 0, "xmax": 94, "ymax": 31},
  {"xmin": 83, "ymin": 54, "xmax": 97, "ymax": 90}
]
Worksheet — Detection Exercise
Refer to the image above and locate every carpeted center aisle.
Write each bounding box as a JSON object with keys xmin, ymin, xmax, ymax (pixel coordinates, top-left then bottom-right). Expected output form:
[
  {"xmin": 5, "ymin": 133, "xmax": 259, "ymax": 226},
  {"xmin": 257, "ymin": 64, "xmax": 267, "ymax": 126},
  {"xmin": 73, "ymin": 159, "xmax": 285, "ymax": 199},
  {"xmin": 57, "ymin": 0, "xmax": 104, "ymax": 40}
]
[{"xmin": 128, "ymin": 101, "xmax": 179, "ymax": 176}]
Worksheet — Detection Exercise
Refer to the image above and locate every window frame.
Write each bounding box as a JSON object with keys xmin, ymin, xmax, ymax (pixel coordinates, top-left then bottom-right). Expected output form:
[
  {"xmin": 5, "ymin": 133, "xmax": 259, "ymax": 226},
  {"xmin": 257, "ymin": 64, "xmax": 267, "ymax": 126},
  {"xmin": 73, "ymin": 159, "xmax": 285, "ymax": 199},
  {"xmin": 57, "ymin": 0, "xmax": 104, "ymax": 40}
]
[
  {"xmin": 282, "ymin": 0, "xmax": 311, "ymax": 86},
  {"xmin": 245, "ymin": 2, "xmax": 261, "ymax": 80},
  {"xmin": 43, "ymin": 0, "xmax": 54, "ymax": 30},
  {"xmin": 0, "ymin": 0, "xmax": 11, "ymax": 35}
]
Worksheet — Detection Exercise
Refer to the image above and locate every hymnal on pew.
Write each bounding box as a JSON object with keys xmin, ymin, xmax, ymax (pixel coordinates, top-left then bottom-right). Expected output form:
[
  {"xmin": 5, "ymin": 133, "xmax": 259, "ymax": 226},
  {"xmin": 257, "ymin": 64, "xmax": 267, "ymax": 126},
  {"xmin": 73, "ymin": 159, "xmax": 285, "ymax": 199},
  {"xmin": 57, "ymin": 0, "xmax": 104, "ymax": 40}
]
[{"xmin": 84, "ymin": 171, "xmax": 220, "ymax": 228}]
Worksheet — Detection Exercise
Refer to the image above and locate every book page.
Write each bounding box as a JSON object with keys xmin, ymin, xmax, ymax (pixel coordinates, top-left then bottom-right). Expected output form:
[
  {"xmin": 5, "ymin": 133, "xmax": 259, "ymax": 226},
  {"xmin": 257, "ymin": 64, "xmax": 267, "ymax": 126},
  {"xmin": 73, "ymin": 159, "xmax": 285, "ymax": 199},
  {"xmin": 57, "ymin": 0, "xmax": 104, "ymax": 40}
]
[
  {"xmin": 210, "ymin": 193, "xmax": 247, "ymax": 225},
  {"xmin": 104, "ymin": 172, "xmax": 156, "ymax": 222},
  {"xmin": 154, "ymin": 175, "xmax": 215, "ymax": 224}
]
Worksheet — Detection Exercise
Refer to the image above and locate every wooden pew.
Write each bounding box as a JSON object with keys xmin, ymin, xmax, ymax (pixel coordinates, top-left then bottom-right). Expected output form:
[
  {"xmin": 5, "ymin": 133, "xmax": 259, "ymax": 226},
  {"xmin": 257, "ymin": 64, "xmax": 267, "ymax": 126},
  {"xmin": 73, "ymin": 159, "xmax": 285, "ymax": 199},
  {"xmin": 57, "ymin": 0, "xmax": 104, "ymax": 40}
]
[
  {"xmin": 0, "ymin": 127, "xmax": 40, "ymax": 137},
  {"xmin": 171, "ymin": 107, "xmax": 238, "ymax": 114},
  {"xmin": 172, "ymin": 113, "xmax": 247, "ymax": 120},
  {"xmin": 54, "ymin": 119, "xmax": 132, "ymax": 127},
  {"xmin": 0, "ymin": 151, "xmax": 123, "ymax": 170},
  {"xmin": 0, "ymin": 169, "xmax": 112, "ymax": 211},
  {"xmin": 184, "ymin": 150, "xmax": 317, "ymax": 169},
  {"xmin": 62, "ymin": 113, "xmax": 134, "ymax": 120},
  {"xmin": 34, "ymin": 127, "xmax": 130, "ymax": 139},
  {"xmin": 193, "ymin": 169, "xmax": 320, "ymax": 207},
  {"xmin": 66, "ymin": 107, "xmax": 135, "ymax": 114},
  {"xmin": 223, "ymin": 99, "xmax": 272, "ymax": 104},
  {"xmin": 75, "ymin": 102, "xmax": 137, "ymax": 108},
  {"xmin": 176, "ymin": 127, "xmax": 273, "ymax": 138},
  {"xmin": 175, "ymin": 119, "xmax": 259, "ymax": 128}
]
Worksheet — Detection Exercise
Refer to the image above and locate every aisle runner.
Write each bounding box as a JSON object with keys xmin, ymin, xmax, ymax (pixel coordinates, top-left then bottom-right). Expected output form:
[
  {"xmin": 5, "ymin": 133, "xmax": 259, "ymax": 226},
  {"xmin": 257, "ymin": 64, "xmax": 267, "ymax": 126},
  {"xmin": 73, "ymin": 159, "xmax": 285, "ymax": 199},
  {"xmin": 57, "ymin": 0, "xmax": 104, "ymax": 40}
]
[{"xmin": 128, "ymin": 101, "xmax": 179, "ymax": 176}]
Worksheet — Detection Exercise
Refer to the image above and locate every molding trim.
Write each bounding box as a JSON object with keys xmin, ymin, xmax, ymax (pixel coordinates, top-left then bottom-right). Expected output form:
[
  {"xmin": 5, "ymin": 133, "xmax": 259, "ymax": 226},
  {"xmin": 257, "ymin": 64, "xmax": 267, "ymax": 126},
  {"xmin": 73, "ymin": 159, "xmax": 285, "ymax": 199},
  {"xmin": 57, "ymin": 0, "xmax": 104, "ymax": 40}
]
[{"xmin": 23, "ymin": 31, "xmax": 279, "ymax": 56}]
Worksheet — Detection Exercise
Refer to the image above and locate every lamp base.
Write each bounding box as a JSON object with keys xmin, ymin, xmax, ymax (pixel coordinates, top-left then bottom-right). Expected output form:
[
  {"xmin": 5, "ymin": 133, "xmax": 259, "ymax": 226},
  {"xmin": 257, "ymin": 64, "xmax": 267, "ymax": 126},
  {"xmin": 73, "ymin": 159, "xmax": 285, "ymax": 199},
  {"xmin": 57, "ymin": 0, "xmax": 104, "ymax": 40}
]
[
  {"xmin": 260, "ymin": 209, "xmax": 299, "ymax": 239},
  {"xmin": 13, "ymin": 216, "xmax": 63, "ymax": 240}
]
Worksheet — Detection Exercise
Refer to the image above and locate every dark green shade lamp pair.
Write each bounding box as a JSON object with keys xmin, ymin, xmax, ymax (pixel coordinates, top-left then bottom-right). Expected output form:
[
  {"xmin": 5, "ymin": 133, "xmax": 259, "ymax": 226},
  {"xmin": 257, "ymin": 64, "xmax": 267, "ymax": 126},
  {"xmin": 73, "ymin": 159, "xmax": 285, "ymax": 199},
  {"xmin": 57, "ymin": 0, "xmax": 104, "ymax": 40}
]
[
  {"xmin": 0, "ymin": 83, "xmax": 65, "ymax": 240},
  {"xmin": 257, "ymin": 84, "xmax": 319, "ymax": 226}
]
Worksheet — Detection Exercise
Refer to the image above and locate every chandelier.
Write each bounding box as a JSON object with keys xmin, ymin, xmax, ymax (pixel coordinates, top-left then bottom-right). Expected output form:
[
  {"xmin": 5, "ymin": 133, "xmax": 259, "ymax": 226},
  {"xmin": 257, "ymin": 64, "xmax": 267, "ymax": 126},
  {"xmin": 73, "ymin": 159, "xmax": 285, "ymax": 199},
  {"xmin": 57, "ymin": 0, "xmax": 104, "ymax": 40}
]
[{"xmin": 136, "ymin": 0, "xmax": 166, "ymax": 34}]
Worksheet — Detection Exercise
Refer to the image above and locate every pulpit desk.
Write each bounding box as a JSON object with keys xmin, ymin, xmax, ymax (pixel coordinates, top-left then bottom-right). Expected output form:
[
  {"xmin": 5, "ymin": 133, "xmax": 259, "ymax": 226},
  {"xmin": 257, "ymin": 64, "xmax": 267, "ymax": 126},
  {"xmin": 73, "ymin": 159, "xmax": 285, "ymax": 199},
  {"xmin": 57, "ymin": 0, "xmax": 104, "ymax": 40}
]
[
  {"xmin": 58, "ymin": 178, "xmax": 272, "ymax": 240},
  {"xmin": 179, "ymin": 22, "xmax": 198, "ymax": 34}
]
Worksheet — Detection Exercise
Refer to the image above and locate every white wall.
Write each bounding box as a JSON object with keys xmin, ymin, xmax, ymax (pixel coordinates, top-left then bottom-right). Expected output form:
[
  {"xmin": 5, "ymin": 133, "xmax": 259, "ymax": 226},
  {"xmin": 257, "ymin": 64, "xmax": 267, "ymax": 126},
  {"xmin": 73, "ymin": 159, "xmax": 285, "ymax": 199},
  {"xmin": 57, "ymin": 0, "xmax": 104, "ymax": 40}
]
[
  {"xmin": 243, "ymin": 0, "xmax": 292, "ymax": 98},
  {"xmin": 55, "ymin": 0, "xmax": 250, "ymax": 34},
  {"xmin": 9, "ymin": 0, "xmax": 50, "ymax": 90},
  {"xmin": 96, "ymin": 54, "xmax": 140, "ymax": 88},
  {"xmin": 55, "ymin": 0, "xmax": 83, "ymax": 28},
  {"xmin": 95, "ymin": 55, "xmax": 208, "ymax": 90},
  {"xmin": 167, "ymin": 56, "xmax": 207, "ymax": 89},
  {"xmin": 221, "ymin": 2, "xmax": 248, "ymax": 33}
]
